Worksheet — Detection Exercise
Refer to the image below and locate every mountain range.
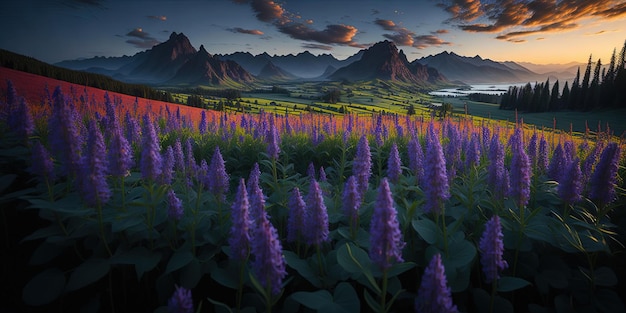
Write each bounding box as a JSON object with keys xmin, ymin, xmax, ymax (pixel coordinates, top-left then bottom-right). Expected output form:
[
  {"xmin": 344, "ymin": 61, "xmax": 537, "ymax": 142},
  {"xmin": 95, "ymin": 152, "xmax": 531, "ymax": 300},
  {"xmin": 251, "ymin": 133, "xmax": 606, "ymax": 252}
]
[{"xmin": 54, "ymin": 31, "xmax": 572, "ymax": 87}]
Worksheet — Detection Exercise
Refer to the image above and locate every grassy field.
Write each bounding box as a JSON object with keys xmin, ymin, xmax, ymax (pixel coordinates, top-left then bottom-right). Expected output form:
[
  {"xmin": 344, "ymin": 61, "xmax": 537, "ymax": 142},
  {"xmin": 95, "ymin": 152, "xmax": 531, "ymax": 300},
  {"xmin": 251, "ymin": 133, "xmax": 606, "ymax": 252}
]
[{"xmin": 172, "ymin": 80, "xmax": 625, "ymax": 137}]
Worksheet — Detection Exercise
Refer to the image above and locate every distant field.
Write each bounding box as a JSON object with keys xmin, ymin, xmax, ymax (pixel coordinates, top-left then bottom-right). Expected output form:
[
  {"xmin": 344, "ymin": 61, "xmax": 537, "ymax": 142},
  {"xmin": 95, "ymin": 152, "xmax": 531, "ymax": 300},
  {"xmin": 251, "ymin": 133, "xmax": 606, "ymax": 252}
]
[{"xmin": 438, "ymin": 97, "xmax": 626, "ymax": 137}]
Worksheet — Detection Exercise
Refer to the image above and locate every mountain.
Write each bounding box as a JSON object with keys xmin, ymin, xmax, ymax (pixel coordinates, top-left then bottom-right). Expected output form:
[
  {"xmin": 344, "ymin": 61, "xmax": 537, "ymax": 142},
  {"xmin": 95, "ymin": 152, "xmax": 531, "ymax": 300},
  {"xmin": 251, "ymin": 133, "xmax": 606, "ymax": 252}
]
[
  {"xmin": 418, "ymin": 51, "xmax": 539, "ymax": 83},
  {"xmin": 55, "ymin": 55, "xmax": 134, "ymax": 71},
  {"xmin": 330, "ymin": 40, "xmax": 446, "ymax": 85},
  {"xmin": 217, "ymin": 50, "xmax": 362, "ymax": 78},
  {"xmin": 257, "ymin": 61, "xmax": 298, "ymax": 80},
  {"xmin": 167, "ymin": 45, "xmax": 253, "ymax": 86},
  {"xmin": 116, "ymin": 32, "xmax": 198, "ymax": 83}
]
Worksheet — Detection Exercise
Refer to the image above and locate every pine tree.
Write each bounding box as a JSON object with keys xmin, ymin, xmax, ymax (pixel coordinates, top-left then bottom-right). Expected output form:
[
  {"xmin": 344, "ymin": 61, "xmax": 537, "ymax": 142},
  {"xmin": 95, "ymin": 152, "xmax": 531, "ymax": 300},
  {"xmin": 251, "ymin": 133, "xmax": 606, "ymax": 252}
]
[
  {"xmin": 560, "ymin": 81, "xmax": 570, "ymax": 110},
  {"xmin": 540, "ymin": 78, "xmax": 551, "ymax": 112},
  {"xmin": 569, "ymin": 67, "xmax": 580, "ymax": 110},
  {"xmin": 586, "ymin": 59, "xmax": 601, "ymax": 110},
  {"xmin": 579, "ymin": 55, "xmax": 592, "ymax": 110},
  {"xmin": 549, "ymin": 80, "xmax": 559, "ymax": 111}
]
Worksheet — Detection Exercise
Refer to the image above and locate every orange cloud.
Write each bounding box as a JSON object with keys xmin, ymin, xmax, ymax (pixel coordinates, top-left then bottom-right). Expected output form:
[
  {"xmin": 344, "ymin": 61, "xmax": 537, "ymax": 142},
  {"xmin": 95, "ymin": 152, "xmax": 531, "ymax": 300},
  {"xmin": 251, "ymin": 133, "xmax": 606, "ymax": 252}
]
[
  {"xmin": 230, "ymin": 27, "xmax": 264, "ymax": 35},
  {"xmin": 375, "ymin": 18, "xmax": 451, "ymax": 49},
  {"xmin": 442, "ymin": 0, "xmax": 626, "ymax": 42}
]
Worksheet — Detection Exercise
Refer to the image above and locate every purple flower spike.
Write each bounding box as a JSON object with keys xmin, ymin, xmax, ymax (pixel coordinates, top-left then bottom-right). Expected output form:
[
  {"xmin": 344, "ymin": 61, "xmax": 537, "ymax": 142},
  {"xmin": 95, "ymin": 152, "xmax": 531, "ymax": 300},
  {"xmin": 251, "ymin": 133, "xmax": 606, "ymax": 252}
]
[
  {"xmin": 229, "ymin": 178, "xmax": 251, "ymax": 261},
  {"xmin": 465, "ymin": 132, "xmax": 481, "ymax": 170},
  {"xmin": 161, "ymin": 146, "xmax": 175, "ymax": 185},
  {"xmin": 140, "ymin": 115, "xmax": 162, "ymax": 181},
  {"xmin": 488, "ymin": 133, "xmax": 509, "ymax": 199},
  {"xmin": 508, "ymin": 127, "xmax": 531, "ymax": 207},
  {"xmin": 589, "ymin": 142, "xmax": 621, "ymax": 207},
  {"xmin": 287, "ymin": 187, "xmax": 306, "ymax": 243},
  {"xmin": 319, "ymin": 166, "xmax": 327, "ymax": 182},
  {"xmin": 48, "ymin": 87, "xmax": 82, "ymax": 176},
  {"xmin": 416, "ymin": 253, "xmax": 459, "ymax": 313},
  {"xmin": 247, "ymin": 162, "xmax": 261, "ymax": 195},
  {"xmin": 79, "ymin": 119, "xmax": 110, "ymax": 207},
  {"xmin": 167, "ymin": 189, "xmax": 184, "ymax": 221},
  {"xmin": 342, "ymin": 175, "xmax": 361, "ymax": 229},
  {"xmin": 479, "ymin": 215, "xmax": 508, "ymax": 284},
  {"xmin": 558, "ymin": 158, "xmax": 583, "ymax": 205},
  {"xmin": 307, "ymin": 162, "xmax": 316, "ymax": 180},
  {"xmin": 305, "ymin": 179, "xmax": 329, "ymax": 246},
  {"xmin": 423, "ymin": 123, "xmax": 449, "ymax": 215},
  {"xmin": 408, "ymin": 136, "xmax": 424, "ymax": 183},
  {"xmin": 168, "ymin": 285, "xmax": 193, "ymax": 313},
  {"xmin": 353, "ymin": 135, "xmax": 372, "ymax": 200},
  {"xmin": 387, "ymin": 143, "xmax": 402, "ymax": 183},
  {"xmin": 107, "ymin": 121, "xmax": 133, "ymax": 178},
  {"xmin": 173, "ymin": 139, "xmax": 185, "ymax": 173},
  {"xmin": 208, "ymin": 146, "xmax": 229, "ymax": 201},
  {"xmin": 250, "ymin": 208, "xmax": 287, "ymax": 296},
  {"xmin": 537, "ymin": 135, "xmax": 549, "ymax": 173},
  {"xmin": 370, "ymin": 178, "xmax": 405, "ymax": 270},
  {"xmin": 266, "ymin": 122, "xmax": 280, "ymax": 159},
  {"xmin": 30, "ymin": 141, "xmax": 55, "ymax": 183},
  {"xmin": 548, "ymin": 143, "xmax": 566, "ymax": 181},
  {"xmin": 11, "ymin": 98, "xmax": 34, "ymax": 140},
  {"xmin": 199, "ymin": 110, "xmax": 207, "ymax": 135}
]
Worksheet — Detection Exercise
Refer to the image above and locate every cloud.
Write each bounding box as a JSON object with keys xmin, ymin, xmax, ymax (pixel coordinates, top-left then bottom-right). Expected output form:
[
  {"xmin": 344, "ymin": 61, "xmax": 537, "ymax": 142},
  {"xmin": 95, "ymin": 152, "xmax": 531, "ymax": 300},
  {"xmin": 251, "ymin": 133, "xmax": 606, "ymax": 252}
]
[
  {"xmin": 229, "ymin": 27, "xmax": 264, "ymax": 35},
  {"xmin": 374, "ymin": 18, "xmax": 451, "ymax": 49},
  {"xmin": 277, "ymin": 23, "xmax": 358, "ymax": 44},
  {"xmin": 58, "ymin": 0, "xmax": 105, "ymax": 8},
  {"xmin": 302, "ymin": 43, "xmax": 333, "ymax": 51},
  {"xmin": 234, "ymin": 0, "xmax": 360, "ymax": 47},
  {"xmin": 414, "ymin": 35, "xmax": 452, "ymax": 49},
  {"xmin": 441, "ymin": 0, "xmax": 626, "ymax": 41},
  {"xmin": 371, "ymin": 9, "xmax": 381, "ymax": 15},
  {"xmin": 433, "ymin": 29, "xmax": 449, "ymax": 34},
  {"xmin": 148, "ymin": 15, "xmax": 167, "ymax": 21},
  {"xmin": 125, "ymin": 28, "xmax": 160, "ymax": 49}
]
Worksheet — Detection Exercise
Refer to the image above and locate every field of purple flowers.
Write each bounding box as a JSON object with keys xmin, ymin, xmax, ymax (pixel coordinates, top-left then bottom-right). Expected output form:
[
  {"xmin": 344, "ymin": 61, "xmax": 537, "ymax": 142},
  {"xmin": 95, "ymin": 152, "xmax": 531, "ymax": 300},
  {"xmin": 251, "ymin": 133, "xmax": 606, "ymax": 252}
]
[{"xmin": 1, "ymin": 81, "xmax": 625, "ymax": 313}]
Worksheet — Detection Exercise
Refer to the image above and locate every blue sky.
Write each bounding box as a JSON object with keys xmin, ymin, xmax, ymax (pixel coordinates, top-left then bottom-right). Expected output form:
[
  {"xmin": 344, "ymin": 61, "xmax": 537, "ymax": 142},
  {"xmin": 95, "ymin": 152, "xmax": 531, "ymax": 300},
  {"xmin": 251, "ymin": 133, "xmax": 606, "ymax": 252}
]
[{"xmin": 1, "ymin": 0, "xmax": 625, "ymax": 64}]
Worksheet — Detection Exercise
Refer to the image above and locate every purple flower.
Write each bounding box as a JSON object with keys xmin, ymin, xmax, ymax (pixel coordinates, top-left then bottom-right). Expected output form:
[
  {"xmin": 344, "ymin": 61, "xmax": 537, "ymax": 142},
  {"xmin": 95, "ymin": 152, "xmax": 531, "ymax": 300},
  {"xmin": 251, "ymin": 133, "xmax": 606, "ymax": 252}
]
[
  {"xmin": 30, "ymin": 141, "xmax": 55, "ymax": 183},
  {"xmin": 537, "ymin": 135, "xmax": 549, "ymax": 173},
  {"xmin": 173, "ymin": 139, "xmax": 186, "ymax": 173},
  {"xmin": 266, "ymin": 121, "xmax": 280, "ymax": 159},
  {"xmin": 250, "ymin": 206, "xmax": 287, "ymax": 296},
  {"xmin": 140, "ymin": 115, "xmax": 162, "ymax": 181},
  {"xmin": 124, "ymin": 111, "xmax": 140, "ymax": 146},
  {"xmin": 479, "ymin": 215, "xmax": 508, "ymax": 283},
  {"xmin": 208, "ymin": 146, "xmax": 229, "ymax": 201},
  {"xmin": 319, "ymin": 166, "xmax": 327, "ymax": 182},
  {"xmin": 464, "ymin": 132, "xmax": 481, "ymax": 170},
  {"xmin": 548, "ymin": 143, "xmax": 566, "ymax": 181},
  {"xmin": 167, "ymin": 285, "xmax": 193, "ymax": 313},
  {"xmin": 342, "ymin": 175, "xmax": 361, "ymax": 229},
  {"xmin": 444, "ymin": 124, "xmax": 461, "ymax": 182},
  {"xmin": 558, "ymin": 157, "xmax": 583, "ymax": 205},
  {"xmin": 527, "ymin": 132, "xmax": 538, "ymax": 168},
  {"xmin": 199, "ymin": 110, "xmax": 207, "ymax": 135},
  {"xmin": 248, "ymin": 165, "xmax": 266, "ymax": 223},
  {"xmin": 582, "ymin": 143, "xmax": 602, "ymax": 185},
  {"xmin": 184, "ymin": 138, "xmax": 197, "ymax": 177},
  {"xmin": 161, "ymin": 146, "xmax": 175, "ymax": 185},
  {"xmin": 423, "ymin": 123, "xmax": 449, "ymax": 215},
  {"xmin": 48, "ymin": 87, "xmax": 82, "ymax": 176},
  {"xmin": 287, "ymin": 187, "xmax": 306, "ymax": 243},
  {"xmin": 307, "ymin": 162, "xmax": 316, "ymax": 180},
  {"xmin": 488, "ymin": 133, "xmax": 509, "ymax": 199},
  {"xmin": 408, "ymin": 136, "xmax": 424, "ymax": 182},
  {"xmin": 416, "ymin": 254, "xmax": 458, "ymax": 313},
  {"xmin": 167, "ymin": 189, "xmax": 184, "ymax": 221},
  {"xmin": 353, "ymin": 135, "xmax": 372, "ymax": 199},
  {"xmin": 107, "ymin": 121, "xmax": 133, "ymax": 177},
  {"xmin": 508, "ymin": 128, "xmax": 531, "ymax": 207},
  {"xmin": 370, "ymin": 178, "xmax": 405, "ymax": 270},
  {"xmin": 78, "ymin": 119, "xmax": 110, "ymax": 207},
  {"xmin": 589, "ymin": 142, "xmax": 621, "ymax": 207},
  {"xmin": 305, "ymin": 179, "xmax": 329, "ymax": 246},
  {"xmin": 229, "ymin": 178, "xmax": 251, "ymax": 261},
  {"xmin": 10, "ymin": 98, "xmax": 34, "ymax": 140},
  {"xmin": 387, "ymin": 143, "xmax": 402, "ymax": 183}
]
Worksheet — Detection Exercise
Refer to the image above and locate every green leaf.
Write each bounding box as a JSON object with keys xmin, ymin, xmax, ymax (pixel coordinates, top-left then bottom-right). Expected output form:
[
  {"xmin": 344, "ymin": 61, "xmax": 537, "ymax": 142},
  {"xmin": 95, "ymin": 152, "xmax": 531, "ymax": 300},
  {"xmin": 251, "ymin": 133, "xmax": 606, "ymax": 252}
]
[
  {"xmin": 593, "ymin": 267, "xmax": 618, "ymax": 287},
  {"xmin": 112, "ymin": 247, "xmax": 161, "ymax": 280},
  {"xmin": 284, "ymin": 251, "xmax": 322, "ymax": 287},
  {"xmin": 412, "ymin": 218, "xmax": 440, "ymax": 245},
  {"xmin": 23, "ymin": 268, "xmax": 66, "ymax": 306},
  {"xmin": 291, "ymin": 290, "xmax": 332, "ymax": 310},
  {"xmin": 387, "ymin": 262, "xmax": 416, "ymax": 278},
  {"xmin": 65, "ymin": 258, "xmax": 110, "ymax": 292},
  {"xmin": 336, "ymin": 243, "xmax": 370, "ymax": 275},
  {"xmin": 211, "ymin": 261, "xmax": 241, "ymax": 289},
  {"xmin": 444, "ymin": 239, "xmax": 476, "ymax": 269},
  {"xmin": 329, "ymin": 282, "xmax": 360, "ymax": 313},
  {"xmin": 595, "ymin": 289, "xmax": 625, "ymax": 313},
  {"xmin": 497, "ymin": 276, "xmax": 531, "ymax": 292},
  {"xmin": 363, "ymin": 289, "xmax": 379, "ymax": 312},
  {"xmin": 180, "ymin": 258, "xmax": 202, "ymax": 289},
  {"xmin": 29, "ymin": 241, "xmax": 65, "ymax": 265},
  {"xmin": 166, "ymin": 249, "xmax": 194, "ymax": 274}
]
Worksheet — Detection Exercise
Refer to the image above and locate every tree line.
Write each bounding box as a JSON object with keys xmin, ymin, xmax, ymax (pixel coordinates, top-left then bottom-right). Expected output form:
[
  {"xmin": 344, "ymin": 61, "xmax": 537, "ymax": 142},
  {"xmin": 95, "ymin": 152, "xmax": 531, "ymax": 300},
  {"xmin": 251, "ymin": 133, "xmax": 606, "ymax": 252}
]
[
  {"xmin": 0, "ymin": 49, "xmax": 174, "ymax": 103},
  {"xmin": 500, "ymin": 40, "xmax": 626, "ymax": 112}
]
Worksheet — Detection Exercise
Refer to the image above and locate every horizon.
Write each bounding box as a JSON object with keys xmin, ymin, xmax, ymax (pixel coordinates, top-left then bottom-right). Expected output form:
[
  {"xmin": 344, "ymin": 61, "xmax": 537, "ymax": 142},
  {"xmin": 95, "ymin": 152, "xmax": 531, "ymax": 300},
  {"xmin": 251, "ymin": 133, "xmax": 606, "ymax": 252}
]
[{"xmin": 1, "ymin": 0, "xmax": 625, "ymax": 65}]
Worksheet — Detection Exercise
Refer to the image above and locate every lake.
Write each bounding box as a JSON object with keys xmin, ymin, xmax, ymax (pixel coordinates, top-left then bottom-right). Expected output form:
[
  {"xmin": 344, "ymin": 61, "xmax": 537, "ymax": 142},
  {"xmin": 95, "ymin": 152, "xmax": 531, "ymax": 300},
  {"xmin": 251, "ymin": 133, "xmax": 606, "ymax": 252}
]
[{"xmin": 429, "ymin": 83, "xmax": 530, "ymax": 97}]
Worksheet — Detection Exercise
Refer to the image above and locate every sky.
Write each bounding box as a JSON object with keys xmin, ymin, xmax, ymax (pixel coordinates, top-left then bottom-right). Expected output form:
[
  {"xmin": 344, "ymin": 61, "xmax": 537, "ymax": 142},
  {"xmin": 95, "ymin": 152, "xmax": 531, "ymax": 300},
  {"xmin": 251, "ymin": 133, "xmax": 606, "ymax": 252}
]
[{"xmin": 1, "ymin": 0, "xmax": 626, "ymax": 65}]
